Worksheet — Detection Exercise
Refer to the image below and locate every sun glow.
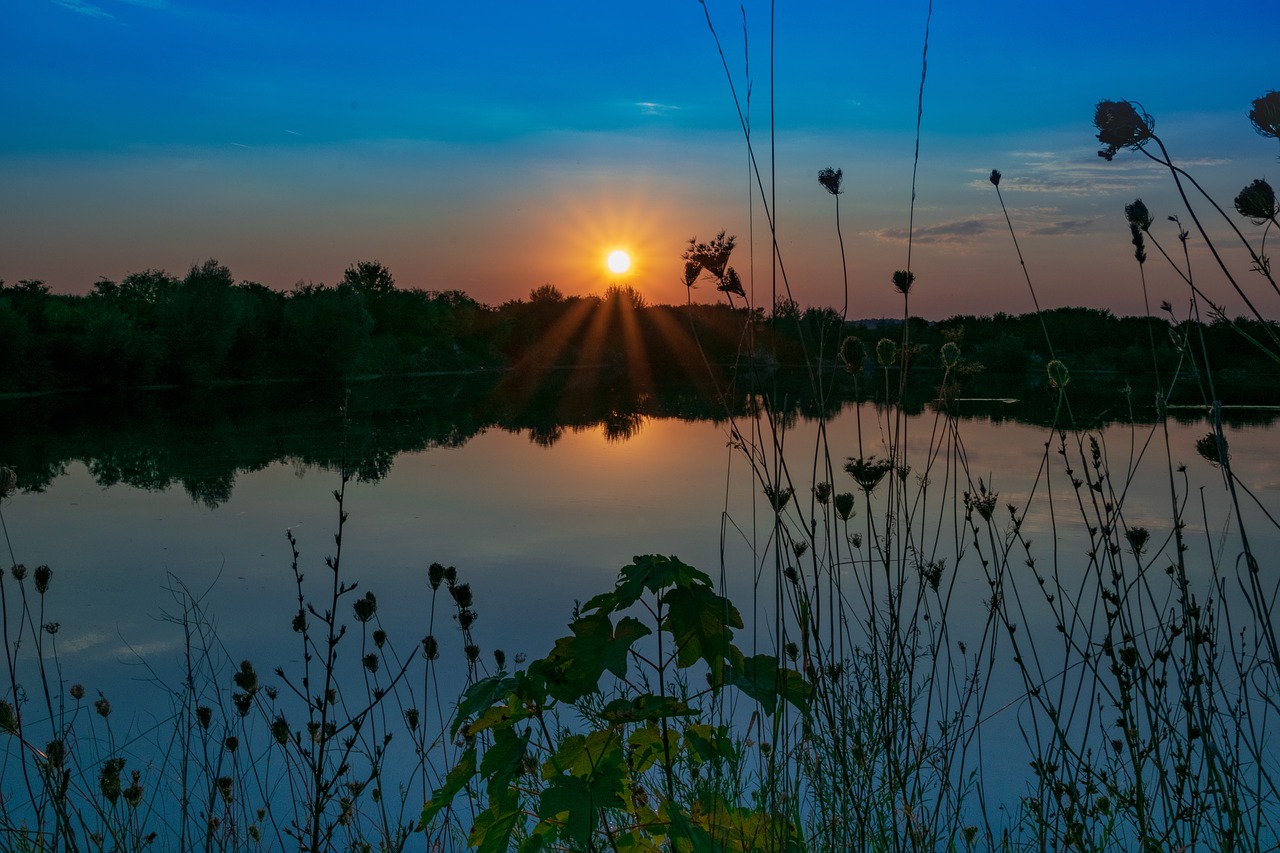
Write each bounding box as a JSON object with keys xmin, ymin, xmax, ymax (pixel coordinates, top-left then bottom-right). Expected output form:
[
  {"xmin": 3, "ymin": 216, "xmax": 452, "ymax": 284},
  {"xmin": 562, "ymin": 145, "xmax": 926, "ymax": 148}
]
[{"xmin": 606, "ymin": 249, "xmax": 632, "ymax": 275}]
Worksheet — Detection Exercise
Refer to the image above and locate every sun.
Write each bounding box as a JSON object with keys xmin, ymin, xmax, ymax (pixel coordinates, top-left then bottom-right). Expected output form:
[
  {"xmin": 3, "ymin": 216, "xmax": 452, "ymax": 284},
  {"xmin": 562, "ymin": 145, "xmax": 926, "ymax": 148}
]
[{"xmin": 606, "ymin": 249, "xmax": 631, "ymax": 275}]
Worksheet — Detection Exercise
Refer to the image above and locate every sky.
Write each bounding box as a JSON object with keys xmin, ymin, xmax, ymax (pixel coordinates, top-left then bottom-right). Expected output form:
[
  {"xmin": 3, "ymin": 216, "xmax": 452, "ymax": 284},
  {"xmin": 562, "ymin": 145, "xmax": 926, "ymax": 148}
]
[{"xmin": 3, "ymin": 0, "xmax": 1277, "ymax": 319}]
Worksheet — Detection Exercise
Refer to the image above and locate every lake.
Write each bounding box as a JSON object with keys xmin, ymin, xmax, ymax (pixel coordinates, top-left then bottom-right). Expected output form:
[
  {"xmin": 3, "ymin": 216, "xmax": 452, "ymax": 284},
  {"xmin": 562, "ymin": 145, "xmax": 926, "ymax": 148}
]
[{"xmin": 2, "ymin": 370, "xmax": 1278, "ymax": 845}]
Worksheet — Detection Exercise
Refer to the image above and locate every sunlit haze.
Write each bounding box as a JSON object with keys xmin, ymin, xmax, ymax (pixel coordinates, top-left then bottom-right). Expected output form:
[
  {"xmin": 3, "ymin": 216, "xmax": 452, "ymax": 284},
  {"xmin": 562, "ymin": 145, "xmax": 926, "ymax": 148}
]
[{"xmin": 2, "ymin": 1, "xmax": 1277, "ymax": 318}]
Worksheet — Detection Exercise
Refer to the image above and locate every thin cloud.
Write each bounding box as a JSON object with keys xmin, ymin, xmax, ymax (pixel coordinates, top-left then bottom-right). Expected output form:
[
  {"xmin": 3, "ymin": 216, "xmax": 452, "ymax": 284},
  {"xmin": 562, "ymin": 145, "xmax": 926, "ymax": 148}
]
[
  {"xmin": 869, "ymin": 218, "xmax": 994, "ymax": 245},
  {"xmin": 117, "ymin": 0, "xmax": 169, "ymax": 6},
  {"xmin": 636, "ymin": 102, "xmax": 679, "ymax": 116},
  {"xmin": 53, "ymin": 0, "xmax": 113, "ymax": 18},
  {"xmin": 1030, "ymin": 218, "xmax": 1095, "ymax": 236}
]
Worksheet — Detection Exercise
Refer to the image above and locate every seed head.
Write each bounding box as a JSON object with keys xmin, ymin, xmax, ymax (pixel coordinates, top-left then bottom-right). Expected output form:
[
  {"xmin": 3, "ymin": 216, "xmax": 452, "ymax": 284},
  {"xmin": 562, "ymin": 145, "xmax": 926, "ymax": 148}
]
[
  {"xmin": 196, "ymin": 706, "xmax": 212, "ymax": 729},
  {"xmin": 70, "ymin": 684, "xmax": 85, "ymax": 701},
  {"xmin": 0, "ymin": 467, "xmax": 16, "ymax": 498},
  {"xmin": 353, "ymin": 591, "xmax": 377, "ymax": 623},
  {"xmin": 892, "ymin": 270, "xmax": 914, "ymax": 295},
  {"xmin": 464, "ymin": 644, "xmax": 480, "ymax": 663},
  {"xmin": 813, "ymin": 482, "xmax": 832, "ymax": 505},
  {"xmin": 838, "ymin": 336, "xmax": 865, "ymax": 372},
  {"xmin": 10, "ymin": 564, "xmax": 26, "ymax": 581},
  {"xmin": 428, "ymin": 562, "xmax": 445, "ymax": 590},
  {"xmin": 1046, "ymin": 359, "xmax": 1070, "ymax": 390},
  {"xmin": 818, "ymin": 167, "xmax": 844, "ymax": 195},
  {"xmin": 875, "ymin": 339, "xmax": 898, "ymax": 367},
  {"xmin": 1124, "ymin": 199, "xmax": 1152, "ymax": 232},
  {"xmin": 34, "ymin": 565, "xmax": 51, "ymax": 595},
  {"xmin": 95, "ymin": 695, "xmax": 112, "ymax": 718},
  {"xmin": 940, "ymin": 341, "xmax": 960, "ymax": 369},
  {"xmin": 493, "ymin": 648, "xmax": 506, "ymax": 669},
  {"xmin": 834, "ymin": 492, "xmax": 855, "ymax": 522},
  {"xmin": 362, "ymin": 653, "xmax": 378, "ymax": 674},
  {"xmin": 1234, "ymin": 179, "xmax": 1277, "ymax": 223},
  {"xmin": 272, "ymin": 716, "xmax": 290, "ymax": 745},
  {"xmin": 1249, "ymin": 91, "xmax": 1280, "ymax": 139},
  {"xmin": 422, "ymin": 635, "xmax": 440, "ymax": 660},
  {"xmin": 224, "ymin": 736, "xmax": 239, "ymax": 753},
  {"xmin": 989, "ymin": 169, "xmax": 1001, "ymax": 187},
  {"xmin": 1094, "ymin": 100, "xmax": 1154, "ymax": 161}
]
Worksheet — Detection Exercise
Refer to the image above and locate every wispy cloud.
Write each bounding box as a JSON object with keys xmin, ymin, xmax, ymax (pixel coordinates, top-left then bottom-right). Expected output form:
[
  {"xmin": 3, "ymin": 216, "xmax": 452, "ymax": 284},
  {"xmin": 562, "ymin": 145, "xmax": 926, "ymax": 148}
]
[
  {"xmin": 118, "ymin": 0, "xmax": 169, "ymax": 7},
  {"xmin": 972, "ymin": 151, "xmax": 1162, "ymax": 196},
  {"xmin": 868, "ymin": 218, "xmax": 994, "ymax": 245},
  {"xmin": 1029, "ymin": 218, "xmax": 1095, "ymax": 236},
  {"xmin": 53, "ymin": 0, "xmax": 113, "ymax": 18},
  {"xmin": 636, "ymin": 102, "xmax": 679, "ymax": 116}
]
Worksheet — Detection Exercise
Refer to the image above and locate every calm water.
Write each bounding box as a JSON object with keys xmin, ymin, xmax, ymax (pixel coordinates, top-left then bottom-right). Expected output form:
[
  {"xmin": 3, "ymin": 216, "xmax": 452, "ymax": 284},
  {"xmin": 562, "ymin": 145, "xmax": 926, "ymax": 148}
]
[{"xmin": 3, "ymin": 375, "xmax": 1278, "ymax": 825}]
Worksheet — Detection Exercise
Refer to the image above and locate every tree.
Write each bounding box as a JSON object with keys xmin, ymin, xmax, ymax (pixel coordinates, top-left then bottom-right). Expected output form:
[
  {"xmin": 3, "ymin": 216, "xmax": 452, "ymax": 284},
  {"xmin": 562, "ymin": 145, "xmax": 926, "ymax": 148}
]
[{"xmin": 340, "ymin": 261, "xmax": 396, "ymax": 298}]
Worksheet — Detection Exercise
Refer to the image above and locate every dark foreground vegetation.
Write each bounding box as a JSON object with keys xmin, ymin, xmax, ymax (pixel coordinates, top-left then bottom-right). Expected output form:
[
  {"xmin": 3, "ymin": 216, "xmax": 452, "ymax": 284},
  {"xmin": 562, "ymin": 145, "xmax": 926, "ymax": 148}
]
[{"xmin": 2, "ymin": 260, "xmax": 1277, "ymax": 394}]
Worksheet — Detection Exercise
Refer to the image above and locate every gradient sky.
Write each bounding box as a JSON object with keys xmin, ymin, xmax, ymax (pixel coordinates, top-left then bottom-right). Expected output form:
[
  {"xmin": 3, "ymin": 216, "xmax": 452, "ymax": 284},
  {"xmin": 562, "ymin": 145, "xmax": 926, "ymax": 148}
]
[{"xmin": 3, "ymin": 0, "xmax": 1277, "ymax": 318}]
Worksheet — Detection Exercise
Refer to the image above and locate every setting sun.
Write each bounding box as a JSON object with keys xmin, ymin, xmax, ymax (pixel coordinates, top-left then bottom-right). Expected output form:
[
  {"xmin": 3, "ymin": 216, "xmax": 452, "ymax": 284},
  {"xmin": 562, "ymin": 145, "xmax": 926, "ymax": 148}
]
[{"xmin": 606, "ymin": 249, "xmax": 631, "ymax": 275}]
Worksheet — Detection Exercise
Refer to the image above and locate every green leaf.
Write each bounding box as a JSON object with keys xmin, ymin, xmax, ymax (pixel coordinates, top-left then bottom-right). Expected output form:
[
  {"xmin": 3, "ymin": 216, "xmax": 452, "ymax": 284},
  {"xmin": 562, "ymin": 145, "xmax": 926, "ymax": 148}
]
[
  {"xmin": 661, "ymin": 583, "xmax": 742, "ymax": 678},
  {"xmin": 470, "ymin": 788, "xmax": 521, "ymax": 853},
  {"xmin": 419, "ymin": 745, "xmax": 475, "ymax": 829},
  {"xmin": 585, "ymin": 554, "xmax": 713, "ymax": 614},
  {"xmin": 451, "ymin": 674, "xmax": 515, "ymax": 736},
  {"xmin": 601, "ymin": 693, "xmax": 697, "ymax": 725},
  {"xmin": 531, "ymin": 613, "xmax": 650, "ymax": 703},
  {"xmin": 724, "ymin": 654, "xmax": 811, "ymax": 716},
  {"xmin": 479, "ymin": 727, "xmax": 530, "ymax": 799}
]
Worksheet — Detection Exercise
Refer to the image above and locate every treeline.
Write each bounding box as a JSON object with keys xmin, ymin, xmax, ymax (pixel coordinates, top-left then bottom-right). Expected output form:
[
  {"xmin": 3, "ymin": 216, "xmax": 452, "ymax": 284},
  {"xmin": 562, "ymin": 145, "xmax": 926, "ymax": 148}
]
[{"xmin": 2, "ymin": 259, "xmax": 1276, "ymax": 393}]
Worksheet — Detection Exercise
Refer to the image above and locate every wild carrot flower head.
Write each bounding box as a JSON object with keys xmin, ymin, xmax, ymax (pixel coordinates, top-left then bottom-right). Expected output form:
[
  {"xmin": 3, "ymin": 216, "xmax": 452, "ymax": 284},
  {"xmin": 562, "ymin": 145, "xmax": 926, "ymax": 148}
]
[
  {"xmin": 1094, "ymin": 100, "xmax": 1154, "ymax": 161},
  {"xmin": 1234, "ymin": 179, "xmax": 1277, "ymax": 223},
  {"xmin": 845, "ymin": 456, "xmax": 894, "ymax": 493},
  {"xmin": 989, "ymin": 169, "xmax": 1001, "ymax": 187},
  {"xmin": 1124, "ymin": 199, "xmax": 1152, "ymax": 232},
  {"xmin": 1249, "ymin": 91, "xmax": 1280, "ymax": 139},
  {"xmin": 34, "ymin": 565, "xmax": 51, "ymax": 594},
  {"xmin": 818, "ymin": 167, "xmax": 844, "ymax": 195},
  {"xmin": 834, "ymin": 492, "xmax": 855, "ymax": 522},
  {"xmin": 892, "ymin": 270, "xmax": 915, "ymax": 295}
]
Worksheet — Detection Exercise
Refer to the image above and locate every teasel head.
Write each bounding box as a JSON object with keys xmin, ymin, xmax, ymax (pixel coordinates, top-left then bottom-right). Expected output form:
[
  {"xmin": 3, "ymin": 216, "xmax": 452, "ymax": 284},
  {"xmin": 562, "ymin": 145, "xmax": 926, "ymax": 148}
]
[
  {"xmin": 838, "ymin": 336, "xmax": 865, "ymax": 372},
  {"xmin": 875, "ymin": 338, "xmax": 898, "ymax": 367},
  {"xmin": 818, "ymin": 167, "xmax": 844, "ymax": 196},
  {"xmin": 1094, "ymin": 100, "xmax": 1154, "ymax": 161},
  {"xmin": 1046, "ymin": 359, "xmax": 1070, "ymax": 390},
  {"xmin": 1234, "ymin": 179, "xmax": 1277, "ymax": 224},
  {"xmin": 892, "ymin": 270, "xmax": 914, "ymax": 295},
  {"xmin": 940, "ymin": 341, "xmax": 960, "ymax": 369},
  {"xmin": 1249, "ymin": 91, "xmax": 1280, "ymax": 139}
]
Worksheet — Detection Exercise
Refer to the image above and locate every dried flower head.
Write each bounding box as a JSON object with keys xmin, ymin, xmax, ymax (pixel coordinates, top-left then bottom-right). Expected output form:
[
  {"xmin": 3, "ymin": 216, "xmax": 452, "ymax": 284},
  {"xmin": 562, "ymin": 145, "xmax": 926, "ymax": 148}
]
[
  {"xmin": 838, "ymin": 336, "xmax": 865, "ymax": 372},
  {"xmin": 1249, "ymin": 91, "xmax": 1280, "ymax": 139},
  {"xmin": 362, "ymin": 653, "xmax": 379, "ymax": 673},
  {"xmin": 428, "ymin": 562, "xmax": 445, "ymax": 590},
  {"xmin": 95, "ymin": 695, "xmax": 112, "ymax": 718},
  {"xmin": 1234, "ymin": 179, "xmax": 1277, "ymax": 223},
  {"xmin": 718, "ymin": 266, "xmax": 746, "ymax": 299},
  {"xmin": 70, "ymin": 684, "xmax": 85, "ymax": 700},
  {"xmin": 834, "ymin": 492, "xmax": 855, "ymax": 522},
  {"xmin": 845, "ymin": 456, "xmax": 894, "ymax": 493},
  {"xmin": 464, "ymin": 643, "xmax": 480, "ymax": 663},
  {"xmin": 1046, "ymin": 359, "xmax": 1070, "ymax": 390},
  {"xmin": 224, "ymin": 736, "xmax": 239, "ymax": 753},
  {"xmin": 683, "ymin": 259, "xmax": 701, "ymax": 288},
  {"xmin": 493, "ymin": 648, "xmax": 506, "ymax": 669},
  {"xmin": 1094, "ymin": 100, "xmax": 1154, "ymax": 161},
  {"xmin": 818, "ymin": 167, "xmax": 844, "ymax": 195},
  {"xmin": 892, "ymin": 270, "xmax": 915, "ymax": 295},
  {"xmin": 449, "ymin": 583, "xmax": 473, "ymax": 609},
  {"xmin": 372, "ymin": 629, "xmax": 386, "ymax": 648},
  {"xmin": 353, "ymin": 591, "xmax": 377, "ymax": 623},
  {"xmin": 10, "ymin": 564, "xmax": 26, "ymax": 581},
  {"xmin": 45, "ymin": 739, "xmax": 67, "ymax": 768},
  {"xmin": 272, "ymin": 716, "xmax": 290, "ymax": 745},
  {"xmin": 1195, "ymin": 432, "xmax": 1228, "ymax": 466},
  {"xmin": 1124, "ymin": 199, "xmax": 1152, "ymax": 232},
  {"xmin": 989, "ymin": 169, "xmax": 1002, "ymax": 187},
  {"xmin": 0, "ymin": 467, "xmax": 16, "ymax": 498},
  {"xmin": 813, "ymin": 482, "xmax": 832, "ymax": 504},
  {"xmin": 34, "ymin": 565, "xmax": 51, "ymax": 595},
  {"xmin": 875, "ymin": 338, "xmax": 898, "ymax": 367},
  {"xmin": 940, "ymin": 341, "xmax": 961, "ymax": 369},
  {"xmin": 422, "ymin": 635, "xmax": 440, "ymax": 660}
]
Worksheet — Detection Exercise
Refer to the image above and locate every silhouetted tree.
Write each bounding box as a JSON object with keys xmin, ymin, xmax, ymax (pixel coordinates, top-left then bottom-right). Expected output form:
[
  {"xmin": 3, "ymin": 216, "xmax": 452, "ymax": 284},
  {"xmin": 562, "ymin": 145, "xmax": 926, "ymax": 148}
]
[{"xmin": 341, "ymin": 260, "xmax": 396, "ymax": 298}]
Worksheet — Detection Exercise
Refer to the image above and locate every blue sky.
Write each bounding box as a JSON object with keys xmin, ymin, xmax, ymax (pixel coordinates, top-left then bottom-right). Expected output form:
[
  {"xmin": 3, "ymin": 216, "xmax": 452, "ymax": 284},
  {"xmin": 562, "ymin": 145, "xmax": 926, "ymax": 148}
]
[{"xmin": 3, "ymin": 0, "xmax": 1277, "ymax": 318}]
